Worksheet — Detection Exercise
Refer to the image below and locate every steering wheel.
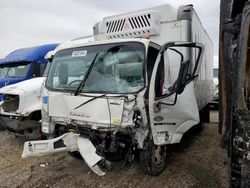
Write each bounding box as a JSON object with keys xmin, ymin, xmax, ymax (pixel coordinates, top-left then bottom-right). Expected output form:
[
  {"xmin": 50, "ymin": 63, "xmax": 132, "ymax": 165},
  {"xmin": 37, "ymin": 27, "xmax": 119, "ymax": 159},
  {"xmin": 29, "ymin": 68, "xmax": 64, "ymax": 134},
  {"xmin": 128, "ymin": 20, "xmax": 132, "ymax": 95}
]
[{"xmin": 68, "ymin": 80, "xmax": 82, "ymax": 86}]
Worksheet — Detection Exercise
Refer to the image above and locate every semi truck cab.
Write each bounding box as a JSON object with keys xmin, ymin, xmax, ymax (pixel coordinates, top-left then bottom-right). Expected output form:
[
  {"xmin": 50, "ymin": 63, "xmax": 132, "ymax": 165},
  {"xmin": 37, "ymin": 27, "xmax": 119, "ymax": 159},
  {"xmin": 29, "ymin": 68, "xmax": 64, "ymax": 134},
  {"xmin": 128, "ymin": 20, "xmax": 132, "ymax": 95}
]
[
  {"xmin": 0, "ymin": 44, "xmax": 58, "ymax": 89},
  {"xmin": 0, "ymin": 44, "xmax": 58, "ymax": 138}
]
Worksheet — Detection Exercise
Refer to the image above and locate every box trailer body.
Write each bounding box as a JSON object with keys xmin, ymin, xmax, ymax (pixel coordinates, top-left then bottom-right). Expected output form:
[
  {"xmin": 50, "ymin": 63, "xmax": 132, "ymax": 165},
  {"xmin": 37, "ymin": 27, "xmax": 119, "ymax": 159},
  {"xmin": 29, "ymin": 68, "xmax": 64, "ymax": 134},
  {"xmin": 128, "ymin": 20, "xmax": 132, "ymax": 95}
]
[
  {"xmin": 0, "ymin": 44, "xmax": 58, "ymax": 138},
  {"xmin": 22, "ymin": 4, "xmax": 213, "ymax": 176}
]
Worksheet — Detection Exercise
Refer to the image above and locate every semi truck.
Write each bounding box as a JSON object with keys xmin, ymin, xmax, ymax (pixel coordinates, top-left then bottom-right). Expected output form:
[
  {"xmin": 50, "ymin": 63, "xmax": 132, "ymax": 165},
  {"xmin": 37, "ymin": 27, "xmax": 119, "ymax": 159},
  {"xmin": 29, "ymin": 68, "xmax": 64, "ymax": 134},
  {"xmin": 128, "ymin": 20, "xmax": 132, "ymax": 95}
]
[
  {"xmin": 219, "ymin": 0, "xmax": 250, "ymax": 187},
  {"xmin": 0, "ymin": 44, "xmax": 58, "ymax": 88},
  {"xmin": 22, "ymin": 4, "xmax": 213, "ymax": 176},
  {"xmin": 0, "ymin": 44, "xmax": 58, "ymax": 138}
]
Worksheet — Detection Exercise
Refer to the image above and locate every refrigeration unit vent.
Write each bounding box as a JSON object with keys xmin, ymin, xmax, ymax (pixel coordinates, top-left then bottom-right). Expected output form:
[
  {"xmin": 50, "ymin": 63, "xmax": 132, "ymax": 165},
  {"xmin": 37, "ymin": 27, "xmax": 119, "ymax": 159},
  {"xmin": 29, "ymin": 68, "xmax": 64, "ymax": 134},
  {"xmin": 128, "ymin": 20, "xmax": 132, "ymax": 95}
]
[{"xmin": 103, "ymin": 11, "xmax": 161, "ymax": 39}]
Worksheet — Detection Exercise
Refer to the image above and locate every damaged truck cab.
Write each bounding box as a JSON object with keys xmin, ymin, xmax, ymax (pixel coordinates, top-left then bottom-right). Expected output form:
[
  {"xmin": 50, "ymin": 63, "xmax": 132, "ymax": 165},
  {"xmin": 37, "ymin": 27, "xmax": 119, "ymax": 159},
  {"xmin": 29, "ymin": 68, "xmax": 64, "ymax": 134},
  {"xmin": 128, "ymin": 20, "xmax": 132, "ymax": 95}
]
[{"xmin": 23, "ymin": 4, "xmax": 213, "ymax": 176}]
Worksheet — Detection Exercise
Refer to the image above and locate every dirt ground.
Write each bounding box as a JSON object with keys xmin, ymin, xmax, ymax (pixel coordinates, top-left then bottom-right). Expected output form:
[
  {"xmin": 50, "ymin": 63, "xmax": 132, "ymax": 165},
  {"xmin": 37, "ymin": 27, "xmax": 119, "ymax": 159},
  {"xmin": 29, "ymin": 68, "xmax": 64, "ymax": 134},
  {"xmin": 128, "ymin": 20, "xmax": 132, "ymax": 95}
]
[{"xmin": 0, "ymin": 111, "xmax": 228, "ymax": 188}]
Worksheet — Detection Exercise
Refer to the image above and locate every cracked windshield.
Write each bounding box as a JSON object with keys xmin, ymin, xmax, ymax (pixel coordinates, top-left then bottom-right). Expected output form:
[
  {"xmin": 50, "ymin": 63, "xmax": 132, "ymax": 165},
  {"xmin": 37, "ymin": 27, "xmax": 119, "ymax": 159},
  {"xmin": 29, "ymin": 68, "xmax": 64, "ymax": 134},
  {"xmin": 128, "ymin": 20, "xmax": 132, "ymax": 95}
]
[{"xmin": 47, "ymin": 42, "xmax": 145, "ymax": 93}]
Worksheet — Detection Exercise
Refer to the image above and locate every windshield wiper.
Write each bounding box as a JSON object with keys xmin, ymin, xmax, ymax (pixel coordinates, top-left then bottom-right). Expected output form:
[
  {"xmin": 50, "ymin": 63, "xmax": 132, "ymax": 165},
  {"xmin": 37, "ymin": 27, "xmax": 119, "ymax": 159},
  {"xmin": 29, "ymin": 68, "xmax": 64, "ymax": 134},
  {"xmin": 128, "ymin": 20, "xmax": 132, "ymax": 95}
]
[
  {"xmin": 74, "ymin": 45, "xmax": 122, "ymax": 96},
  {"xmin": 74, "ymin": 93, "xmax": 107, "ymax": 110},
  {"xmin": 74, "ymin": 53, "xmax": 99, "ymax": 96},
  {"xmin": 74, "ymin": 92, "xmax": 132, "ymax": 110}
]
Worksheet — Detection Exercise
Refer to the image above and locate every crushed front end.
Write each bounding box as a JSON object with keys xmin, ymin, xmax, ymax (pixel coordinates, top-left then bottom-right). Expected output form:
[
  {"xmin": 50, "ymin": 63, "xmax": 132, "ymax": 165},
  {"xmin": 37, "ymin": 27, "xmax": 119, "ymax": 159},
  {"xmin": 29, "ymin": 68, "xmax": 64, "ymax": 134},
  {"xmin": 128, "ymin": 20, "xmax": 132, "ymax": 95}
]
[{"xmin": 23, "ymin": 41, "xmax": 150, "ymax": 175}]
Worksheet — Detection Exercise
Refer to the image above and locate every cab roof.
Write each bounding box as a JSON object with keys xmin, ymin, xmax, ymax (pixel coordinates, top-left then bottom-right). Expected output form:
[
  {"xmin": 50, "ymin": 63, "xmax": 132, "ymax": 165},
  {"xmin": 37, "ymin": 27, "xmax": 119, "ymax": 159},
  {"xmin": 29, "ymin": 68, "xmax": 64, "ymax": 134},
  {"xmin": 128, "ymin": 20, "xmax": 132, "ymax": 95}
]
[
  {"xmin": 0, "ymin": 43, "xmax": 58, "ymax": 65},
  {"xmin": 54, "ymin": 37, "xmax": 151, "ymax": 54}
]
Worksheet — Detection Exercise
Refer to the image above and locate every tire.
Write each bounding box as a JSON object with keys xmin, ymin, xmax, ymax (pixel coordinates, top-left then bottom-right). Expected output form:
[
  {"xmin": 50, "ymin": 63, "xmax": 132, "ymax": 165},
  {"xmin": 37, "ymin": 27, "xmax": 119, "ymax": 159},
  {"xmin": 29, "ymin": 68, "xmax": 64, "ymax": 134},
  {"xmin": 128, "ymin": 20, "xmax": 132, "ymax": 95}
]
[
  {"xmin": 68, "ymin": 151, "xmax": 83, "ymax": 160},
  {"xmin": 0, "ymin": 125, "xmax": 5, "ymax": 131},
  {"xmin": 195, "ymin": 122, "xmax": 204, "ymax": 133},
  {"xmin": 139, "ymin": 139, "xmax": 167, "ymax": 176},
  {"xmin": 0, "ymin": 119, "xmax": 5, "ymax": 131},
  {"xmin": 200, "ymin": 104, "xmax": 210, "ymax": 123}
]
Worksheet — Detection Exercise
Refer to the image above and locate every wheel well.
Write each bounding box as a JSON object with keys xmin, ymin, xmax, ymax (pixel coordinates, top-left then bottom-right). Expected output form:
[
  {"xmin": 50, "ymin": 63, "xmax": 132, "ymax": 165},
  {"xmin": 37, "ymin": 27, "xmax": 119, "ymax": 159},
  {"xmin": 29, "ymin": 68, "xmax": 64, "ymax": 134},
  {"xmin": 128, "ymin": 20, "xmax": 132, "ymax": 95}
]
[
  {"xmin": 29, "ymin": 110, "xmax": 42, "ymax": 121},
  {"xmin": 199, "ymin": 104, "xmax": 210, "ymax": 123}
]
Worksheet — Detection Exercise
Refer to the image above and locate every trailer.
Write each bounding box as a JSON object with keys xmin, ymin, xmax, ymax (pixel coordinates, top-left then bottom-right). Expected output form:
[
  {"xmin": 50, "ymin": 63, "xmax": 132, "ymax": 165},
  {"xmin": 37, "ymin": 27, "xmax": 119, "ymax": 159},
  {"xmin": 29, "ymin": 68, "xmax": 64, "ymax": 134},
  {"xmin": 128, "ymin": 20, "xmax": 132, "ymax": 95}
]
[{"xmin": 22, "ymin": 4, "xmax": 213, "ymax": 176}]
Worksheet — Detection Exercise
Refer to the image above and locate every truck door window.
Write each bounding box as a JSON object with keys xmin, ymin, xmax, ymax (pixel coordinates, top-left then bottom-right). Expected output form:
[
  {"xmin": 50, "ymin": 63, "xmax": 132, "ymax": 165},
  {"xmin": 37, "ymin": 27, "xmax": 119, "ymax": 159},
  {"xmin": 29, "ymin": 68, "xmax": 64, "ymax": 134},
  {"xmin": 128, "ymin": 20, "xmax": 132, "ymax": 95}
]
[
  {"xmin": 155, "ymin": 56, "xmax": 165, "ymax": 98},
  {"xmin": 40, "ymin": 63, "xmax": 47, "ymax": 76},
  {"xmin": 163, "ymin": 49, "xmax": 182, "ymax": 94},
  {"xmin": 43, "ymin": 62, "xmax": 51, "ymax": 77},
  {"xmin": 32, "ymin": 63, "xmax": 41, "ymax": 77},
  {"xmin": 32, "ymin": 63, "xmax": 47, "ymax": 77},
  {"xmin": 145, "ymin": 45, "xmax": 160, "ymax": 98},
  {"xmin": 155, "ymin": 48, "xmax": 183, "ymax": 99},
  {"xmin": 147, "ymin": 46, "xmax": 160, "ymax": 81}
]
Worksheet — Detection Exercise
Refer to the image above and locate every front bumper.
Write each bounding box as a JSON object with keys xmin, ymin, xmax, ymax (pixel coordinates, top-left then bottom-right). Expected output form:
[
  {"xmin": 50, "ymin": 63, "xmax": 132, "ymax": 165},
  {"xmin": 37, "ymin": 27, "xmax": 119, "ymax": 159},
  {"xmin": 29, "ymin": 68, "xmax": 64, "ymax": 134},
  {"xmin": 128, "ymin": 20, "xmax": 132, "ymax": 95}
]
[
  {"xmin": 22, "ymin": 133, "xmax": 105, "ymax": 176},
  {"xmin": 0, "ymin": 116, "xmax": 41, "ymax": 139}
]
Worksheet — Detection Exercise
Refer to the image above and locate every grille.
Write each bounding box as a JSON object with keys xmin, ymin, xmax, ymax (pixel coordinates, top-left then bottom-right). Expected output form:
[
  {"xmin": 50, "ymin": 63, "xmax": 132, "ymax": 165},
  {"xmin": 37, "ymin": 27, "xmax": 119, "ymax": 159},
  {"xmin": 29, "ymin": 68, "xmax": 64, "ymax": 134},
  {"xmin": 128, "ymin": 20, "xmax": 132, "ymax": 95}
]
[{"xmin": 3, "ymin": 94, "xmax": 19, "ymax": 112}]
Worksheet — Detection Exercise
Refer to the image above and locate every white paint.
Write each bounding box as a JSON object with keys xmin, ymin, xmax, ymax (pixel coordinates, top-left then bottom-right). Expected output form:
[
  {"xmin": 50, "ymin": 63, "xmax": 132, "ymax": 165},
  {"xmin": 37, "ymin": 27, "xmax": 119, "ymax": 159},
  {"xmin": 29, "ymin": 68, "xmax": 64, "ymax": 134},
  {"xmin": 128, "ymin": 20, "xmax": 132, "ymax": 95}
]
[
  {"xmin": 25, "ymin": 4, "xmax": 214, "ymax": 175},
  {"xmin": 0, "ymin": 77, "xmax": 46, "ymax": 116}
]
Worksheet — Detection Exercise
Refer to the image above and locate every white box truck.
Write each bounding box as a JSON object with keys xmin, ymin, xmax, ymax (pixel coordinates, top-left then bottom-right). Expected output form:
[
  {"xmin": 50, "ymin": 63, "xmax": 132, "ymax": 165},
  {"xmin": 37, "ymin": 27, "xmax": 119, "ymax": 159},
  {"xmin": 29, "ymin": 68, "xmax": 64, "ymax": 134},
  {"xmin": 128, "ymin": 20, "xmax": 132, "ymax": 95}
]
[{"xmin": 22, "ymin": 4, "xmax": 213, "ymax": 176}]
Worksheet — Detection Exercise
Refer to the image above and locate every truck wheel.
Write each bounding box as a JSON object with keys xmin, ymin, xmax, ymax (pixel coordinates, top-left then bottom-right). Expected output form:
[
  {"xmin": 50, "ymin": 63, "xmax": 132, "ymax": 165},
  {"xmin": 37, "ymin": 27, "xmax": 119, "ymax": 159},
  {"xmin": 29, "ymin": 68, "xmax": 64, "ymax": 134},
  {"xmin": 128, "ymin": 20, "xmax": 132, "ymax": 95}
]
[
  {"xmin": 0, "ymin": 119, "xmax": 5, "ymax": 131},
  {"xmin": 68, "ymin": 151, "xmax": 83, "ymax": 160},
  {"xmin": 0, "ymin": 125, "xmax": 4, "ymax": 131},
  {"xmin": 195, "ymin": 122, "xmax": 204, "ymax": 133},
  {"xmin": 200, "ymin": 104, "xmax": 210, "ymax": 123},
  {"xmin": 139, "ymin": 139, "xmax": 167, "ymax": 176}
]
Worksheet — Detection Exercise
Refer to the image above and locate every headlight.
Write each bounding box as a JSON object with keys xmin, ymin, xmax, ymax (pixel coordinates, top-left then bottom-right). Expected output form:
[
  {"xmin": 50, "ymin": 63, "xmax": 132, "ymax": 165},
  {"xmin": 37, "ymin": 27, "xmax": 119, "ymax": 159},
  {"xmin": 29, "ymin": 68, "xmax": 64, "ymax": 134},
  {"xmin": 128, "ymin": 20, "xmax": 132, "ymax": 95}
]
[
  {"xmin": 41, "ymin": 121, "xmax": 50, "ymax": 134},
  {"xmin": 41, "ymin": 121, "xmax": 55, "ymax": 134},
  {"xmin": 41, "ymin": 108, "xmax": 54, "ymax": 134}
]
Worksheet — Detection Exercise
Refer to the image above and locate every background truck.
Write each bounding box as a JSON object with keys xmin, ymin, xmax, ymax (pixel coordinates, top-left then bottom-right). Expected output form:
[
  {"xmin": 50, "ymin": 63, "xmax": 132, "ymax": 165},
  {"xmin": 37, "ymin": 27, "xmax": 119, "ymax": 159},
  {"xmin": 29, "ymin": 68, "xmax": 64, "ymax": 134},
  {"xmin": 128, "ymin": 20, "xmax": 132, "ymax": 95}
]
[
  {"xmin": 0, "ymin": 44, "xmax": 58, "ymax": 89},
  {"xmin": 22, "ymin": 4, "xmax": 213, "ymax": 176},
  {"xmin": 209, "ymin": 64, "xmax": 219, "ymax": 110},
  {"xmin": 0, "ymin": 44, "xmax": 58, "ymax": 138},
  {"xmin": 219, "ymin": 0, "xmax": 250, "ymax": 187}
]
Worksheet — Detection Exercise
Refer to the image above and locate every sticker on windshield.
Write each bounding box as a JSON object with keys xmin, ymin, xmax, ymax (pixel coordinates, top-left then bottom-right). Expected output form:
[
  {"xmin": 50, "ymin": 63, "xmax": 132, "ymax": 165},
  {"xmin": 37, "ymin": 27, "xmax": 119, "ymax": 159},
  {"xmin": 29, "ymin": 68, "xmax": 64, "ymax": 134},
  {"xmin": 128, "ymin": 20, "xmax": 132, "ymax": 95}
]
[{"xmin": 72, "ymin": 50, "xmax": 87, "ymax": 57}]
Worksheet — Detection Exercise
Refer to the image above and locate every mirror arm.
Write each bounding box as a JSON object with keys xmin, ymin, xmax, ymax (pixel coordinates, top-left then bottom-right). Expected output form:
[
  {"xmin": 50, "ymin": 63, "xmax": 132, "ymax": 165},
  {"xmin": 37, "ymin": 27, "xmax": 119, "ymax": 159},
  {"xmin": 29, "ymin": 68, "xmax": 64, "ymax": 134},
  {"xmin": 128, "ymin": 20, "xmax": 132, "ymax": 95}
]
[
  {"xmin": 192, "ymin": 46, "xmax": 202, "ymax": 76},
  {"xmin": 157, "ymin": 93, "xmax": 178, "ymax": 107},
  {"xmin": 168, "ymin": 48, "xmax": 184, "ymax": 62},
  {"xmin": 156, "ymin": 74, "xmax": 198, "ymax": 107},
  {"xmin": 185, "ymin": 75, "xmax": 198, "ymax": 84}
]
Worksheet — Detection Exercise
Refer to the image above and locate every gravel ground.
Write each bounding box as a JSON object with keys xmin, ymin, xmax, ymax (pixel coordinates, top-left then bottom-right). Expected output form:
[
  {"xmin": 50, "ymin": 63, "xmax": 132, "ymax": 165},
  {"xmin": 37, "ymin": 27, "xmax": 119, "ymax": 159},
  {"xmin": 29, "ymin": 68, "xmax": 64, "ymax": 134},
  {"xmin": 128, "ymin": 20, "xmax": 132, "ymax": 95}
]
[{"xmin": 0, "ymin": 111, "xmax": 228, "ymax": 188}]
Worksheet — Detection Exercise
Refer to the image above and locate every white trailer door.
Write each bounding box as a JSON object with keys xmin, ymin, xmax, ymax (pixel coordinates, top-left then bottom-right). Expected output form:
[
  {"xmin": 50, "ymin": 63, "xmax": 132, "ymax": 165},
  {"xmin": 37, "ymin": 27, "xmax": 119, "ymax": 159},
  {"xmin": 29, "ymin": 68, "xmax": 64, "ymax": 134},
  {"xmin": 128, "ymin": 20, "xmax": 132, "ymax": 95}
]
[{"xmin": 148, "ymin": 42, "xmax": 204, "ymax": 145}]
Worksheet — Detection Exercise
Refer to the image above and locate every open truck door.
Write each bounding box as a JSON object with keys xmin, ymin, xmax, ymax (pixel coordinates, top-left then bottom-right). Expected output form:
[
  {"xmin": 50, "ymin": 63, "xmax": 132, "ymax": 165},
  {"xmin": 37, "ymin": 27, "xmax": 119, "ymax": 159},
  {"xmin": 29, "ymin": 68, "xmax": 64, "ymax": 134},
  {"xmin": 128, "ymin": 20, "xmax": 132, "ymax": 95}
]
[{"xmin": 148, "ymin": 42, "xmax": 204, "ymax": 145}]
